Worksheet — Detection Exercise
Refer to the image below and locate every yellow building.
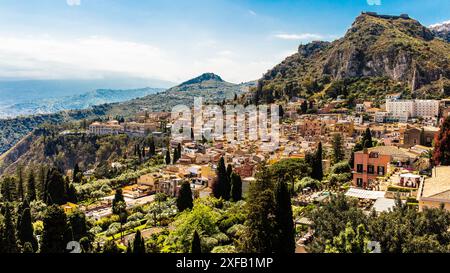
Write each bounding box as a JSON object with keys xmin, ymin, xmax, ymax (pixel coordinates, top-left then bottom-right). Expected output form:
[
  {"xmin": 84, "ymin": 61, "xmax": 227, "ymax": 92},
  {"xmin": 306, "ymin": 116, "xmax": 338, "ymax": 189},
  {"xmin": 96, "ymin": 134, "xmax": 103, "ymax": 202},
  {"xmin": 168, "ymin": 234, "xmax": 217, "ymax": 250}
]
[
  {"xmin": 137, "ymin": 173, "xmax": 155, "ymax": 186},
  {"xmin": 61, "ymin": 202, "xmax": 78, "ymax": 214},
  {"xmin": 201, "ymin": 165, "xmax": 215, "ymax": 180},
  {"xmin": 418, "ymin": 166, "xmax": 450, "ymax": 211}
]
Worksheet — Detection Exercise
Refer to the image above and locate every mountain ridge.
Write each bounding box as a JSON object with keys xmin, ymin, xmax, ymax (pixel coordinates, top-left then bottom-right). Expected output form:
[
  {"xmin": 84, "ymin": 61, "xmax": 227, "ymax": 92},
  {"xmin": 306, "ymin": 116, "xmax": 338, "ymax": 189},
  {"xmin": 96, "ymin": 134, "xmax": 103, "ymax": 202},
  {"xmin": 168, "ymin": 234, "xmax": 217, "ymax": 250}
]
[
  {"xmin": 0, "ymin": 87, "xmax": 163, "ymax": 119},
  {"xmin": 0, "ymin": 73, "xmax": 254, "ymax": 158},
  {"xmin": 252, "ymin": 12, "xmax": 450, "ymax": 105}
]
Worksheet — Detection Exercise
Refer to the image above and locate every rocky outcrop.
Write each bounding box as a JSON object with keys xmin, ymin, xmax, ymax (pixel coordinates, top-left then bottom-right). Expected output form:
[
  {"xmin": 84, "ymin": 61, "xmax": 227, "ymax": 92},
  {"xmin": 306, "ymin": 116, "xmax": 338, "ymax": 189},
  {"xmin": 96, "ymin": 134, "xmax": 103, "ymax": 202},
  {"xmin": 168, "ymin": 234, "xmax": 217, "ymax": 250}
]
[
  {"xmin": 254, "ymin": 13, "xmax": 450, "ymax": 102},
  {"xmin": 298, "ymin": 41, "xmax": 330, "ymax": 58}
]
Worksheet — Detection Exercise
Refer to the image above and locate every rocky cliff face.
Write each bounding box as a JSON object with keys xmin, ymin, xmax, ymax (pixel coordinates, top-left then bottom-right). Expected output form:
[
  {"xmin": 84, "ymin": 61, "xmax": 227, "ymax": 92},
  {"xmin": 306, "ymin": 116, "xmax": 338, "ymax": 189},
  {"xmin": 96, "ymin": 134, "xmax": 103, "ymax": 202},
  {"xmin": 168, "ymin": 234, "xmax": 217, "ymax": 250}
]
[
  {"xmin": 323, "ymin": 14, "xmax": 444, "ymax": 88},
  {"xmin": 254, "ymin": 13, "xmax": 450, "ymax": 103}
]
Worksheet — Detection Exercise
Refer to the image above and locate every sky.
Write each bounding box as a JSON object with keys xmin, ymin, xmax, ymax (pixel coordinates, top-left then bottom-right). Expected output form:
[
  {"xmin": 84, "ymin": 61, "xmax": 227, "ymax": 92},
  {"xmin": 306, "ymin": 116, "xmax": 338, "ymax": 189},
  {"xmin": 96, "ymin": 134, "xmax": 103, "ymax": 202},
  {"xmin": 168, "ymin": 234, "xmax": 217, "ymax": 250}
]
[{"xmin": 0, "ymin": 0, "xmax": 449, "ymax": 84}]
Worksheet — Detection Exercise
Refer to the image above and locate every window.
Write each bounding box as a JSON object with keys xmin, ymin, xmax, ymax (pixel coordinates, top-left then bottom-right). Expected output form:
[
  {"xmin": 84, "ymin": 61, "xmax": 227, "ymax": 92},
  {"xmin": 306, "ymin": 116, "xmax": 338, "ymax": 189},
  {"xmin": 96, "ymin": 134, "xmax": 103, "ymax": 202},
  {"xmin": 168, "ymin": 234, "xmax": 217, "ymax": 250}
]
[
  {"xmin": 357, "ymin": 164, "xmax": 363, "ymax": 173},
  {"xmin": 368, "ymin": 165, "xmax": 374, "ymax": 174},
  {"xmin": 357, "ymin": 178, "xmax": 363, "ymax": 187},
  {"xmin": 378, "ymin": 166, "xmax": 385, "ymax": 176}
]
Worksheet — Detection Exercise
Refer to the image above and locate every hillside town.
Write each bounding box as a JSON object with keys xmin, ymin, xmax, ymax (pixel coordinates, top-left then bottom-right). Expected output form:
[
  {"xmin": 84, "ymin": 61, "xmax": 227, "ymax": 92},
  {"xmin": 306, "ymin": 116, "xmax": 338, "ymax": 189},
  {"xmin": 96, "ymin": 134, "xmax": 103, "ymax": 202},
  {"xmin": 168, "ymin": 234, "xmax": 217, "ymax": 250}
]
[
  {"xmin": 52, "ymin": 94, "xmax": 446, "ymax": 253},
  {"xmin": 2, "ymin": 5, "xmax": 450, "ymax": 258}
]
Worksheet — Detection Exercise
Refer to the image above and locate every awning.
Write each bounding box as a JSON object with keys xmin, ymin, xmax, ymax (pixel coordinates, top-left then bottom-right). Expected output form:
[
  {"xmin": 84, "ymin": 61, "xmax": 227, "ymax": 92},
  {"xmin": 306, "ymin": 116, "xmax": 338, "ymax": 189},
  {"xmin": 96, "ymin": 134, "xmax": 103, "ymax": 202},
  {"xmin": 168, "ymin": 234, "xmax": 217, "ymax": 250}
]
[{"xmin": 345, "ymin": 188, "xmax": 385, "ymax": 200}]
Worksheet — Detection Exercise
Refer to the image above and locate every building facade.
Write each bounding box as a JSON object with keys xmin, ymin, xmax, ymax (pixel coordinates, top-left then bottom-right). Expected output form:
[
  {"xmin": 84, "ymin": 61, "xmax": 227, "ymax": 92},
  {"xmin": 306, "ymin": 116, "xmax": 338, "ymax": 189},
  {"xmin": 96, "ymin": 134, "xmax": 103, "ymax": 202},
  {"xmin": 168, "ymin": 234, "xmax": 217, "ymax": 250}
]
[
  {"xmin": 386, "ymin": 99, "xmax": 439, "ymax": 119},
  {"xmin": 353, "ymin": 149, "xmax": 390, "ymax": 188},
  {"xmin": 89, "ymin": 120, "xmax": 122, "ymax": 135}
]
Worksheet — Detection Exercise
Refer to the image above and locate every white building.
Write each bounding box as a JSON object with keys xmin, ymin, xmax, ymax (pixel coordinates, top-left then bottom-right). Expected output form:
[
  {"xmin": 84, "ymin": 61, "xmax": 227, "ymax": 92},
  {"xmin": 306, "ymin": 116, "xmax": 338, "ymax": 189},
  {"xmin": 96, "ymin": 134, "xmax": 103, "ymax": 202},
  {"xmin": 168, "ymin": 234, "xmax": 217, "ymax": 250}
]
[
  {"xmin": 375, "ymin": 112, "xmax": 388, "ymax": 123},
  {"xmin": 415, "ymin": 100, "xmax": 440, "ymax": 118},
  {"xmin": 89, "ymin": 120, "xmax": 122, "ymax": 135},
  {"xmin": 385, "ymin": 99, "xmax": 439, "ymax": 120},
  {"xmin": 355, "ymin": 104, "xmax": 365, "ymax": 113},
  {"xmin": 386, "ymin": 100, "xmax": 414, "ymax": 118}
]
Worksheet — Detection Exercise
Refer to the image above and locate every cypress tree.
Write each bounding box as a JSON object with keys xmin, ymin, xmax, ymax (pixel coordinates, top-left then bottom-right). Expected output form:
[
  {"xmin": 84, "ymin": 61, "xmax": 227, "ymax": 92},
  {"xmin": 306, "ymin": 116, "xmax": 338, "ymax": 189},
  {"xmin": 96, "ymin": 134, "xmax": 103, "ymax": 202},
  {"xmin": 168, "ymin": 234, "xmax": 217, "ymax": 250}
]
[
  {"xmin": 17, "ymin": 166, "xmax": 24, "ymax": 201},
  {"xmin": 230, "ymin": 173, "xmax": 242, "ymax": 201},
  {"xmin": 73, "ymin": 163, "xmax": 81, "ymax": 183},
  {"xmin": 226, "ymin": 164, "xmax": 233, "ymax": 178},
  {"xmin": 26, "ymin": 170, "xmax": 36, "ymax": 202},
  {"xmin": 132, "ymin": 230, "xmax": 146, "ymax": 254},
  {"xmin": 40, "ymin": 205, "xmax": 67, "ymax": 253},
  {"xmin": 176, "ymin": 181, "xmax": 193, "ymax": 212},
  {"xmin": 300, "ymin": 100, "xmax": 308, "ymax": 114},
  {"xmin": 312, "ymin": 142, "xmax": 323, "ymax": 181},
  {"xmin": 213, "ymin": 157, "xmax": 231, "ymax": 200},
  {"xmin": 0, "ymin": 203, "xmax": 18, "ymax": 253},
  {"xmin": 165, "ymin": 149, "xmax": 171, "ymax": 165},
  {"xmin": 149, "ymin": 138, "xmax": 156, "ymax": 156},
  {"xmin": 112, "ymin": 189, "xmax": 125, "ymax": 215},
  {"xmin": 17, "ymin": 201, "xmax": 38, "ymax": 252},
  {"xmin": 66, "ymin": 183, "xmax": 78, "ymax": 203},
  {"xmin": 363, "ymin": 128, "xmax": 373, "ymax": 148},
  {"xmin": 332, "ymin": 133, "xmax": 344, "ymax": 164},
  {"xmin": 279, "ymin": 105, "xmax": 284, "ymax": 119},
  {"xmin": 173, "ymin": 147, "xmax": 178, "ymax": 164},
  {"xmin": 239, "ymin": 166, "xmax": 276, "ymax": 253},
  {"xmin": 177, "ymin": 143, "xmax": 182, "ymax": 159},
  {"xmin": 191, "ymin": 230, "xmax": 202, "ymax": 253},
  {"xmin": 37, "ymin": 165, "xmax": 47, "ymax": 201},
  {"xmin": 137, "ymin": 145, "xmax": 142, "ymax": 160},
  {"xmin": 45, "ymin": 168, "xmax": 66, "ymax": 205},
  {"xmin": 274, "ymin": 180, "xmax": 295, "ymax": 254}
]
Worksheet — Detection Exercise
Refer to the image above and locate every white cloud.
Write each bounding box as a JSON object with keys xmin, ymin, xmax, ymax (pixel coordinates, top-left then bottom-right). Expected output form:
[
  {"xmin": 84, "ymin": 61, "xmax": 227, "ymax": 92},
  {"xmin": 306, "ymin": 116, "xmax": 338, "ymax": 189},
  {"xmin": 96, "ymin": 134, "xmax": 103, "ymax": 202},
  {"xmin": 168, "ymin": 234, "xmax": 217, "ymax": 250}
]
[
  {"xmin": 274, "ymin": 33, "xmax": 324, "ymax": 41},
  {"xmin": 66, "ymin": 0, "xmax": 81, "ymax": 6},
  {"xmin": 217, "ymin": 50, "xmax": 234, "ymax": 57},
  {"xmin": 429, "ymin": 20, "xmax": 450, "ymax": 28},
  {"xmin": 0, "ymin": 35, "xmax": 276, "ymax": 83},
  {"xmin": 249, "ymin": 10, "xmax": 257, "ymax": 16}
]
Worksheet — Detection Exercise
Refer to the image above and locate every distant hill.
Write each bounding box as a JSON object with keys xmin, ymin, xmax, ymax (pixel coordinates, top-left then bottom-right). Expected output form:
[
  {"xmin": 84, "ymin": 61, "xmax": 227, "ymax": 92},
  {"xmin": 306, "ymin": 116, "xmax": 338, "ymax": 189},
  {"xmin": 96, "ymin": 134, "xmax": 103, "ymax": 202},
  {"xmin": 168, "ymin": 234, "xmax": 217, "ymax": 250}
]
[
  {"xmin": 0, "ymin": 77, "xmax": 174, "ymax": 103},
  {"xmin": 252, "ymin": 12, "xmax": 450, "ymax": 105},
  {"xmin": 101, "ymin": 73, "xmax": 251, "ymax": 118},
  {"xmin": 0, "ymin": 87, "xmax": 163, "ymax": 118},
  {"xmin": 179, "ymin": 73, "xmax": 224, "ymax": 86},
  {"xmin": 0, "ymin": 73, "xmax": 254, "ymax": 157}
]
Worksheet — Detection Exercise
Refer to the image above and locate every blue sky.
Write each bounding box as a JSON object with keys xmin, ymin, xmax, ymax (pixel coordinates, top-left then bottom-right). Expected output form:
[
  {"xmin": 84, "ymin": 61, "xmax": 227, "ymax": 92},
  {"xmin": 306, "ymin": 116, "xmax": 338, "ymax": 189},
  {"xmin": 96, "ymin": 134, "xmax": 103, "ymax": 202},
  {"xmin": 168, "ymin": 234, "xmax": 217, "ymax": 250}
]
[{"xmin": 0, "ymin": 0, "xmax": 449, "ymax": 84}]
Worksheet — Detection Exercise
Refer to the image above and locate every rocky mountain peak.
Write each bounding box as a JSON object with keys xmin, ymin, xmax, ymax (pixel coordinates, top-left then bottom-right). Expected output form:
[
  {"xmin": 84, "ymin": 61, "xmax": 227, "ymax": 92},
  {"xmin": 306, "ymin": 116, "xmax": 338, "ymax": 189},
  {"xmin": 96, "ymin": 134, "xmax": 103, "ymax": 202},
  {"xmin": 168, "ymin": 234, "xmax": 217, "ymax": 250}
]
[{"xmin": 179, "ymin": 73, "xmax": 224, "ymax": 86}]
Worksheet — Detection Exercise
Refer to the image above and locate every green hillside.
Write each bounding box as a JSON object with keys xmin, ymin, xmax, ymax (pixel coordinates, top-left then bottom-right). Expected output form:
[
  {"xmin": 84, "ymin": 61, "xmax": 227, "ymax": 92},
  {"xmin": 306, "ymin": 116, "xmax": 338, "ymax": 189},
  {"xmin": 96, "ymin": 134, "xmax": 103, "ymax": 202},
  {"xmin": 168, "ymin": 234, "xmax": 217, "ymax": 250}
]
[{"xmin": 252, "ymin": 13, "xmax": 450, "ymax": 105}]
